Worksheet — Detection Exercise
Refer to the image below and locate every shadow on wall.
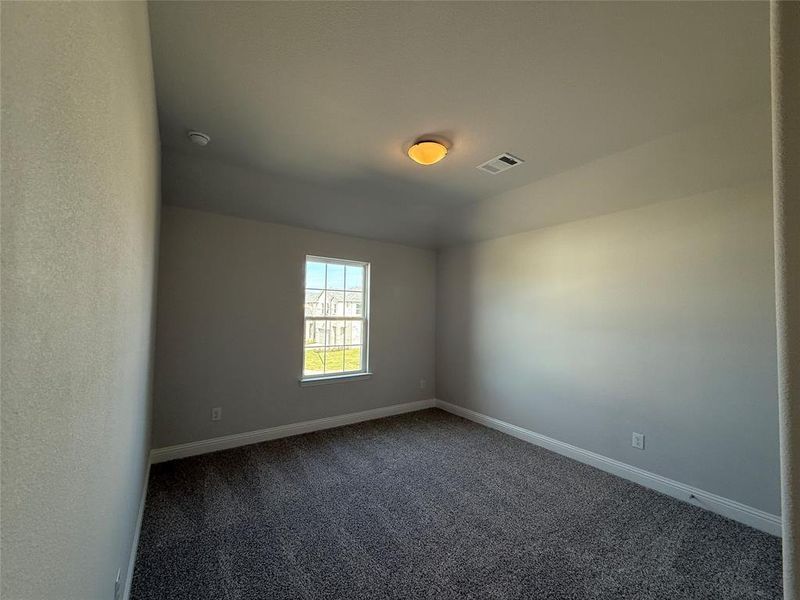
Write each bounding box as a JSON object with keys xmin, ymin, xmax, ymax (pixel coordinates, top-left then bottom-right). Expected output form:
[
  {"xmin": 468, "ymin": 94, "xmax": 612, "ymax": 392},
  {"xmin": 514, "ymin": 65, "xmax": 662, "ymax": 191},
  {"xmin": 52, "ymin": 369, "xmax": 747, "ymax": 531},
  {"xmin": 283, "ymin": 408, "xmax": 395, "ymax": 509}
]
[
  {"xmin": 160, "ymin": 148, "xmax": 469, "ymax": 249},
  {"xmin": 441, "ymin": 102, "xmax": 772, "ymax": 245},
  {"xmin": 161, "ymin": 101, "xmax": 771, "ymax": 250},
  {"xmin": 437, "ymin": 245, "xmax": 479, "ymax": 410}
]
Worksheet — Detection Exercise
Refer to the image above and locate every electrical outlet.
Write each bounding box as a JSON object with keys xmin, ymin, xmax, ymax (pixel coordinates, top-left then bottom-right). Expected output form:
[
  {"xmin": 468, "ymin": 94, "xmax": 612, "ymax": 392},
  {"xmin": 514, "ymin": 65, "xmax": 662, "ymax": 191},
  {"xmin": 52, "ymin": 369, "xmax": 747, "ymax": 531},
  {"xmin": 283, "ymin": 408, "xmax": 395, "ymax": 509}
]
[
  {"xmin": 419, "ymin": 378, "xmax": 426, "ymax": 390},
  {"xmin": 211, "ymin": 407, "xmax": 222, "ymax": 421},
  {"xmin": 632, "ymin": 432, "xmax": 645, "ymax": 450},
  {"xmin": 114, "ymin": 568, "xmax": 122, "ymax": 599}
]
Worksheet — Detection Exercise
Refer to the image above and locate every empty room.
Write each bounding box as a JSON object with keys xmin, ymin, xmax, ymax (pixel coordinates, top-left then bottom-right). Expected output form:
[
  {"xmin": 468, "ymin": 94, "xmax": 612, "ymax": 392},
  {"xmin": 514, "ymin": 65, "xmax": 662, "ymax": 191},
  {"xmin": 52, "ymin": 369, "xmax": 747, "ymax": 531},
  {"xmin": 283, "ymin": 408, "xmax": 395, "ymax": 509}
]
[{"xmin": 2, "ymin": 1, "xmax": 800, "ymax": 599}]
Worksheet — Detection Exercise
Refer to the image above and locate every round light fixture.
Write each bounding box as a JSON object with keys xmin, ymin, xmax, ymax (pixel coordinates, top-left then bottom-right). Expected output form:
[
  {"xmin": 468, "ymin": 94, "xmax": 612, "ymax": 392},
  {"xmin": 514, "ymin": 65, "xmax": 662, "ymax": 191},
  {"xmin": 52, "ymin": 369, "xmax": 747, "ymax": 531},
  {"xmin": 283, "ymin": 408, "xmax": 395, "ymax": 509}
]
[{"xmin": 407, "ymin": 140, "xmax": 448, "ymax": 165}]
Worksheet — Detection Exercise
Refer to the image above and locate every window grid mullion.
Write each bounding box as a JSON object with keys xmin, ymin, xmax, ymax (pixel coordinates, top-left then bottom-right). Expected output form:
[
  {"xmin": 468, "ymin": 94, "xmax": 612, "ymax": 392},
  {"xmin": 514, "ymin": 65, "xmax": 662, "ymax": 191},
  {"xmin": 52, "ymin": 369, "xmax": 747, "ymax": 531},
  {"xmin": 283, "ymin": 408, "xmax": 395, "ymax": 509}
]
[{"xmin": 305, "ymin": 316, "xmax": 363, "ymax": 321}]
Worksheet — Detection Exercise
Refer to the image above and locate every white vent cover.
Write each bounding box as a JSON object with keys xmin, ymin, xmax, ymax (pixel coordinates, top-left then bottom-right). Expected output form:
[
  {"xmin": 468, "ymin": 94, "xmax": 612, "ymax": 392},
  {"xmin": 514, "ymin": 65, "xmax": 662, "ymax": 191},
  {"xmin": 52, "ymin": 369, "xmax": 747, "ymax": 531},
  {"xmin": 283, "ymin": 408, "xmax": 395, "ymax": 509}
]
[{"xmin": 476, "ymin": 153, "xmax": 525, "ymax": 175}]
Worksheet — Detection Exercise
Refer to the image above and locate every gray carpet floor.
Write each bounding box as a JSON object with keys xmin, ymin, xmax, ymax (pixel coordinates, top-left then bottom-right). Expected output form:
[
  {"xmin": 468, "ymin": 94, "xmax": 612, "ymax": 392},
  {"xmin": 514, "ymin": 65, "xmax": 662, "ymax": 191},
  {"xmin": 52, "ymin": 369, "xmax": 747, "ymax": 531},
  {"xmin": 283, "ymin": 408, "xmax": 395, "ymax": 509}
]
[{"xmin": 131, "ymin": 409, "xmax": 782, "ymax": 600}]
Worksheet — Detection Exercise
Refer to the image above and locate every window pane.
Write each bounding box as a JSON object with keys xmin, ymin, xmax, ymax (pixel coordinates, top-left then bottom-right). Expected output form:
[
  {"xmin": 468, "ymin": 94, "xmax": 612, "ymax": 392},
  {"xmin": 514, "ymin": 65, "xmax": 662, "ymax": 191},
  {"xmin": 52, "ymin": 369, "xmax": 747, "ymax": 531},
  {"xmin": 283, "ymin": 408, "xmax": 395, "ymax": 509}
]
[
  {"xmin": 326, "ymin": 263, "xmax": 345, "ymax": 290},
  {"xmin": 345, "ymin": 321, "xmax": 363, "ymax": 346},
  {"xmin": 304, "ymin": 290, "xmax": 325, "ymax": 317},
  {"xmin": 303, "ymin": 257, "xmax": 368, "ymax": 381},
  {"xmin": 324, "ymin": 347, "xmax": 345, "ymax": 374},
  {"xmin": 343, "ymin": 346, "xmax": 363, "ymax": 372},
  {"xmin": 304, "ymin": 319, "xmax": 325, "ymax": 347},
  {"xmin": 325, "ymin": 291, "xmax": 344, "ymax": 316},
  {"xmin": 303, "ymin": 348, "xmax": 325, "ymax": 376},
  {"xmin": 306, "ymin": 261, "xmax": 326, "ymax": 289},
  {"xmin": 326, "ymin": 320, "xmax": 346, "ymax": 347},
  {"xmin": 345, "ymin": 265, "xmax": 364, "ymax": 291},
  {"xmin": 345, "ymin": 291, "xmax": 363, "ymax": 317}
]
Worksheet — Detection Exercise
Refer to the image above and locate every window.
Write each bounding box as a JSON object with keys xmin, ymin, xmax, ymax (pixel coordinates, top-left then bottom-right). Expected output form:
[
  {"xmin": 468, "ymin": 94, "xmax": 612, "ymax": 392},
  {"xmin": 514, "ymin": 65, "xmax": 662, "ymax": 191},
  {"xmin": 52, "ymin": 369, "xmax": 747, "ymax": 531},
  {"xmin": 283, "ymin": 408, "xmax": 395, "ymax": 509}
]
[{"xmin": 302, "ymin": 255, "xmax": 370, "ymax": 381}]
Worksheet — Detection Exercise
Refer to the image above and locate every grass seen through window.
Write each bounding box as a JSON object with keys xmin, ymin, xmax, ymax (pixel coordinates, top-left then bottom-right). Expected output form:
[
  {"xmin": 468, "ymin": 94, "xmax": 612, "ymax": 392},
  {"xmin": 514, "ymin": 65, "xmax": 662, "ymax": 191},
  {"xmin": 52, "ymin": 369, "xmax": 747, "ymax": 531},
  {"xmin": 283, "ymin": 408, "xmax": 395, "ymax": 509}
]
[{"xmin": 303, "ymin": 347, "xmax": 363, "ymax": 375}]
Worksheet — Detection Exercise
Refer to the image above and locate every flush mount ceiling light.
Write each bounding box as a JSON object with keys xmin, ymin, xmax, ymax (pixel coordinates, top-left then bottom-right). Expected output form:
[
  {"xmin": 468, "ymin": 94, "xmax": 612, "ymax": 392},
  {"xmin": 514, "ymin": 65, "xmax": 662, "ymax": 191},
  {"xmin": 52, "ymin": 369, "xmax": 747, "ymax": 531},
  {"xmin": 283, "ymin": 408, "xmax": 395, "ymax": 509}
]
[{"xmin": 407, "ymin": 140, "xmax": 448, "ymax": 166}]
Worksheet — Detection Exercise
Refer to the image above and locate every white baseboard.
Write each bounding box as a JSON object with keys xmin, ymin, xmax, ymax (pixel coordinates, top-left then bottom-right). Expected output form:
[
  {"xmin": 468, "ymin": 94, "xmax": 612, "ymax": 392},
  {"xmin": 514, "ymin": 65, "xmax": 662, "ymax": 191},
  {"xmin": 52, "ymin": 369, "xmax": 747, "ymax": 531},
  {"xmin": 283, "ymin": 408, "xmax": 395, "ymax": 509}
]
[
  {"xmin": 434, "ymin": 399, "xmax": 782, "ymax": 537},
  {"xmin": 149, "ymin": 399, "xmax": 436, "ymax": 464},
  {"xmin": 122, "ymin": 459, "xmax": 150, "ymax": 600}
]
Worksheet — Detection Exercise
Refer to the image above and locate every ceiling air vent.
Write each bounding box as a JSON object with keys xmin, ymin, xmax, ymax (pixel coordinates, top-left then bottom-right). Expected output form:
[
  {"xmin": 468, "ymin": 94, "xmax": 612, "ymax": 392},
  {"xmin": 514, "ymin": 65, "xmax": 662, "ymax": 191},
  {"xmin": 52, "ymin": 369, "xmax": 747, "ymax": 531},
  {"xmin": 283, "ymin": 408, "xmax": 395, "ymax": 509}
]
[{"xmin": 476, "ymin": 153, "xmax": 525, "ymax": 175}]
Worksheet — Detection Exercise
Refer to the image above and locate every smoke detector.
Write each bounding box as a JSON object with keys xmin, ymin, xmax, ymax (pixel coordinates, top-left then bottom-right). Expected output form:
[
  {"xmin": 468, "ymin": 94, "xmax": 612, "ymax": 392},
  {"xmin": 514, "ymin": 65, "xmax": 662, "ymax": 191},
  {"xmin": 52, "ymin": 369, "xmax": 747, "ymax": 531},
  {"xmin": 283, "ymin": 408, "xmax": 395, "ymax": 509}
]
[
  {"xmin": 188, "ymin": 130, "xmax": 210, "ymax": 146},
  {"xmin": 476, "ymin": 152, "xmax": 524, "ymax": 175}
]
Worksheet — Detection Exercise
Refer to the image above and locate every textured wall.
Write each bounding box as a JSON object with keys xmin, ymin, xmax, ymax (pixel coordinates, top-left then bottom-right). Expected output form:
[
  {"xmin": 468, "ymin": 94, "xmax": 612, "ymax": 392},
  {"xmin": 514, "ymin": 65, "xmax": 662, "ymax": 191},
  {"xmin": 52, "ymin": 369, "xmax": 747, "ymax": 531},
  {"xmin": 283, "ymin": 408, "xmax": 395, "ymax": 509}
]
[
  {"xmin": 152, "ymin": 207, "xmax": 436, "ymax": 448},
  {"xmin": 1, "ymin": 3, "xmax": 160, "ymax": 599},
  {"xmin": 437, "ymin": 180, "xmax": 780, "ymax": 514},
  {"xmin": 771, "ymin": 1, "xmax": 800, "ymax": 596}
]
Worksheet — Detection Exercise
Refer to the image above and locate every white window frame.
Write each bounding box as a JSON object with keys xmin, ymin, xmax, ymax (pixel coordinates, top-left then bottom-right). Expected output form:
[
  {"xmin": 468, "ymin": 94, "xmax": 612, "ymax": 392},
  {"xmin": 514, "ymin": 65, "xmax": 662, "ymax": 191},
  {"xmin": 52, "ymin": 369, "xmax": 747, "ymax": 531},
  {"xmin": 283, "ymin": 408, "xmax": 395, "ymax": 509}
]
[{"xmin": 299, "ymin": 255, "xmax": 371, "ymax": 386}]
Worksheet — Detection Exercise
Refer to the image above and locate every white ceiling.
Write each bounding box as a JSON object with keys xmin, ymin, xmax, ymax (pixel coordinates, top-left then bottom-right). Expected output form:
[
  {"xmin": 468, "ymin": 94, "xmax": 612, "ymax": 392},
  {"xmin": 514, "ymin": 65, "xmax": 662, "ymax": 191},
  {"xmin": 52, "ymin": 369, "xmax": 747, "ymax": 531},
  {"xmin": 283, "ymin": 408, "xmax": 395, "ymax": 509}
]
[{"xmin": 148, "ymin": 1, "xmax": 771, "ymax": 248}]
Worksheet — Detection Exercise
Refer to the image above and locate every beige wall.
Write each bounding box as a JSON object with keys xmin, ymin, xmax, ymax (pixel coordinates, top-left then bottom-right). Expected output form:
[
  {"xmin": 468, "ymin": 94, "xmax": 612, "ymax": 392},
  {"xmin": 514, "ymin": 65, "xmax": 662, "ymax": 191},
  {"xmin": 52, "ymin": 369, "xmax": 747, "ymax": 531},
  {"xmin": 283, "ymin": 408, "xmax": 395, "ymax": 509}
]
[
  {"xmin": 0, "ymin": 2, "xmax": 160, "ymax": 599},
  {"xmin": 152, "ymin": 206, "xmax": 436, "ymax": 448},
  {"xmin": 771, "ymin": 1, "xmax": 800, "ymax": 594},
  {"xmin": 437, "ymin": 180, "xmax": 780, "ymax": 514}
]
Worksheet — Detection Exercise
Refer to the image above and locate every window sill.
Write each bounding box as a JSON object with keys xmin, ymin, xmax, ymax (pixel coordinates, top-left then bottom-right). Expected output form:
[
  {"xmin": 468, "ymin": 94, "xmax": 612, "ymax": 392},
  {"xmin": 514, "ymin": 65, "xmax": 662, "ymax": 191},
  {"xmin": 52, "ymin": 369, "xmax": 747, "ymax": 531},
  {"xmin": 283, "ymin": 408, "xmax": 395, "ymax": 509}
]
[{"xmin": 299, "ymin": 372, "xmax": 373, "ymax": 387}]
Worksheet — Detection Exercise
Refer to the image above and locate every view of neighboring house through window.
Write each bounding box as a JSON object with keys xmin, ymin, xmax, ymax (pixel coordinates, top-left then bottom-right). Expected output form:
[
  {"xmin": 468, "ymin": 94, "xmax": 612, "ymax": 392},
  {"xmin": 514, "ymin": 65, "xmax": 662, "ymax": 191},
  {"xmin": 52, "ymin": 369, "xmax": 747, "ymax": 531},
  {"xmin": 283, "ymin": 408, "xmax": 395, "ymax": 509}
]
[{"xmin": 303, "ymin": 256, "xmax": 369, "ymax": 379}]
